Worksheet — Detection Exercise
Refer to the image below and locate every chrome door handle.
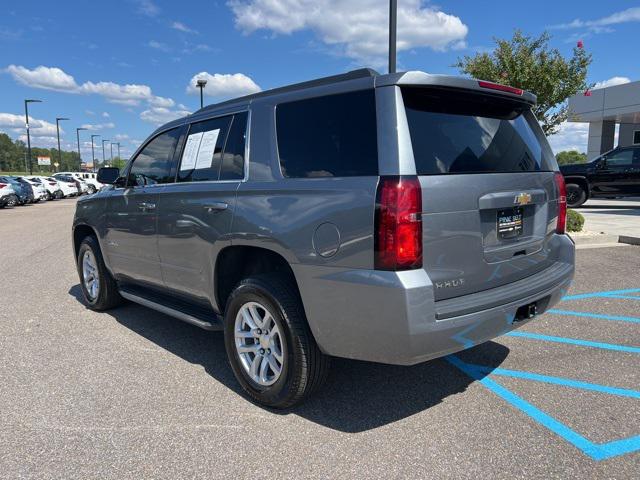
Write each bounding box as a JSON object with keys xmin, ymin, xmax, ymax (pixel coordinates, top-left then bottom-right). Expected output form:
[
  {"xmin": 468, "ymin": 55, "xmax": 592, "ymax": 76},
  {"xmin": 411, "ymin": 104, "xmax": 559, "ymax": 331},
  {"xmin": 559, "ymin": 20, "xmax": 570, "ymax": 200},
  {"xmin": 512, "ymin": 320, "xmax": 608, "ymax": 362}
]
[
  {"xmin": 203, "ymin": 202, "xmax": 228, "ymax": 213},
  {"xmin": 138, "ymin": 202, "xmax": 156, "ymax": 211}
]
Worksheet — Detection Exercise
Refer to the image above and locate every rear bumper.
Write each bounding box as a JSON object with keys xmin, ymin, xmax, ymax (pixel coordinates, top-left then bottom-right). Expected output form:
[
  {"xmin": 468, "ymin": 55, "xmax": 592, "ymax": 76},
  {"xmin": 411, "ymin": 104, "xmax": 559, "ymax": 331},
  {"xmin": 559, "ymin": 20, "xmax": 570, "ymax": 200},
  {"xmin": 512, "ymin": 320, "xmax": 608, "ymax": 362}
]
[{"xmin": 293, "ymin": 234, "xmax": 575, "ymax": 365}]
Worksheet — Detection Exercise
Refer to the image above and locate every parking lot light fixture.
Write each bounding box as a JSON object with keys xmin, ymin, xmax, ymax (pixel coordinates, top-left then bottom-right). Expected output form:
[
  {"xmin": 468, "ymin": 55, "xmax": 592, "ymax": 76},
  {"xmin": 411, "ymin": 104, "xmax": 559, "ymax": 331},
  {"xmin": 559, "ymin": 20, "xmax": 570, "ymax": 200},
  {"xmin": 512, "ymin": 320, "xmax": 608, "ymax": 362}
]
[
  {"xmin": 197, "ymin": 79, "xmax": 207, "ymax": 109},
  {"xmin": 90, "ymin": 135, "xmax": 100, "ymax": 173},
  {"xmin": 76, "ymin": 127, "xmax": 88, "ymax": 170},
  {"xmin": 55, "ymin": 118, "xmax": 69, "ymax": 172},
  {"xmin": 24, "ymin": 99, "xmax": 42, "ymax": 175},
  {"xmin": 101, "ymin": 139, "xmax": 110, "ymax": 168},
  {"xmin": 110, "ymin": 142, "xmax": 116, "ymax": 165}
]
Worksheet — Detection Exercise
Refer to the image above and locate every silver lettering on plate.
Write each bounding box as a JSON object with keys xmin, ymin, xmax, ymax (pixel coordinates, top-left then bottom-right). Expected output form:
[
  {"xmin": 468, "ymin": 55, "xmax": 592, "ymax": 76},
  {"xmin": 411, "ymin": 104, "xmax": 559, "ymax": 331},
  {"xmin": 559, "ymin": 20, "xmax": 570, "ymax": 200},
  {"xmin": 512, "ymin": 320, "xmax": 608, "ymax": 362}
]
[{"xmin": 435, "ymin": 278, "xmax": 465, "ymax": 289}]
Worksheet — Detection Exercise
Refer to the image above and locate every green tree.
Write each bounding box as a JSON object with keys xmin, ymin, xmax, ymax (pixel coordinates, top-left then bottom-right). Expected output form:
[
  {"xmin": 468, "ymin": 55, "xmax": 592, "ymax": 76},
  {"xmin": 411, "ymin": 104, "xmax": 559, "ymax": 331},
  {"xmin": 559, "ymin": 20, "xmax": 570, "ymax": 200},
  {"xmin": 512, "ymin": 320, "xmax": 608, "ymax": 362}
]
[
  {"xmin": 556, "ymin": 150, "xmax": 587, "ymax": 166},
  {"xmin": 454, "ymin": 30, "xmax": 592, "ymax": 135}
]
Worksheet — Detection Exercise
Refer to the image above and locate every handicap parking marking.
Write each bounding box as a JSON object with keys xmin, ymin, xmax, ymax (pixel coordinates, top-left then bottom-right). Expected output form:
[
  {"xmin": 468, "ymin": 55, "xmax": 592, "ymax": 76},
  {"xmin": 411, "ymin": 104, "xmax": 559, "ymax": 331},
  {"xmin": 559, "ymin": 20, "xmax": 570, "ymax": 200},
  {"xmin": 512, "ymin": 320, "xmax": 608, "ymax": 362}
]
[{"xmin": 446, "ymin": 355, "xmax": 640, "ymax": 461}]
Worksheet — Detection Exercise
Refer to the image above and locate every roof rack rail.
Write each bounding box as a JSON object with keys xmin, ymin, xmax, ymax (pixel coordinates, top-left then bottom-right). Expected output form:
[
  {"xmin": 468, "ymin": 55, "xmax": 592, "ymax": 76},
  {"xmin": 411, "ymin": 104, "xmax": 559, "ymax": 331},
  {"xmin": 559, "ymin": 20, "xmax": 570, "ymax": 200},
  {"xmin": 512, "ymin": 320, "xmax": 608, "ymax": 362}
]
[{"xmin": 196, "ymin": 68, "xmax": 379, "ymax": 113}]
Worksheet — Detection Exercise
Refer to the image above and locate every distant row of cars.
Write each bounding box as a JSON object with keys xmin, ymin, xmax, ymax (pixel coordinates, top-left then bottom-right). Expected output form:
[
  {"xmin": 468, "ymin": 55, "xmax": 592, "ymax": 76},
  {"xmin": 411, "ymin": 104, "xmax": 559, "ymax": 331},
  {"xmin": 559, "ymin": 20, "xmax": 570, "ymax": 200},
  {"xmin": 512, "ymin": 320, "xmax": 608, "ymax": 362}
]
[{"xmin": 0, "ymin": 172, "xmax": 103, "ymax": 208}]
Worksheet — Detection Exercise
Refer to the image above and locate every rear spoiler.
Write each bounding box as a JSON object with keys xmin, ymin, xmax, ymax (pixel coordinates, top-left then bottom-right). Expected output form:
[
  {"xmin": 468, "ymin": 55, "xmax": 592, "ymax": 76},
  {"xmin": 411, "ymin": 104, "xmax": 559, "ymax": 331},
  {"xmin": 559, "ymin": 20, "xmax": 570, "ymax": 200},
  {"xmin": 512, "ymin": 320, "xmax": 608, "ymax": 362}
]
[{"xmin": 375, "ymin": 71, "xmax": 537, "ymax": 105}]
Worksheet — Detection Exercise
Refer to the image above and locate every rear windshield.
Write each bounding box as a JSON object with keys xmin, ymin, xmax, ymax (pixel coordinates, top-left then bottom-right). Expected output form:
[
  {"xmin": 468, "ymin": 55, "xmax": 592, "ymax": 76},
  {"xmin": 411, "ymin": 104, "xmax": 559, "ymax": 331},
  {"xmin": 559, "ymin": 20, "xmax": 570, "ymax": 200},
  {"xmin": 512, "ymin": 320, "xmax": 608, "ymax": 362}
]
[{"xmin": 402, "ymin": 87, "xmax": 556, "ymax": 175}]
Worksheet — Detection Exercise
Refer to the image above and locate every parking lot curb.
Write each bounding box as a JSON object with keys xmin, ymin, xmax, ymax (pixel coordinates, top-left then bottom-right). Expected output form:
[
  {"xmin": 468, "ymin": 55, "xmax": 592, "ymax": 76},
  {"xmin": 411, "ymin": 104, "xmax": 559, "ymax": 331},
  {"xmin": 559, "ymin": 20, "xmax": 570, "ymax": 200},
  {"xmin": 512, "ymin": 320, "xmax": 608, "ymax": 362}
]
[
  {"xmin": 570, "ymin": 233, "xmax": 619, "ymax": 246},
  {"xmin": 618, "ymin": 235, "xmax": 640, "ymax": 246}
]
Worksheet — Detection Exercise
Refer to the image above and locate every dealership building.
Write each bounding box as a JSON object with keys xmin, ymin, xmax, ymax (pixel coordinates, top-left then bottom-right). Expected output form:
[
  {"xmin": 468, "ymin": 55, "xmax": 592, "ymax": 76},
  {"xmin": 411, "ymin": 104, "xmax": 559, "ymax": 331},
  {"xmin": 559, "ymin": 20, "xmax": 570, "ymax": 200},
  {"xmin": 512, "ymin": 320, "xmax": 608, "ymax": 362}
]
[{"xmin": 567, "ymin": 80, "xmax": 640, "ymax": 160}]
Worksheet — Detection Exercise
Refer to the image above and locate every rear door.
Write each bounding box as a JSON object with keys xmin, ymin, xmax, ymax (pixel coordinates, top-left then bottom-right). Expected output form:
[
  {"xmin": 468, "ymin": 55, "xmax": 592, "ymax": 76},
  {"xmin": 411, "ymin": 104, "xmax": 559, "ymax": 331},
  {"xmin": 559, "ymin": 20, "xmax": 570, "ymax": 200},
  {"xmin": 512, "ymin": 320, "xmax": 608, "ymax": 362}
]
[
  {"xmin": 103, "ymin": 127, "xmax": 182, "ymax": 286},
  {"xmin": 401, "ymin": 87, "xmax": 560, "ymax": 301},
  {"xmin": 595, "ymin": 148, "xmax": 637, "ymax": 195},
  {"xmin": 156, "ymin": 112, "xmax": 247, "ymax": 300}
]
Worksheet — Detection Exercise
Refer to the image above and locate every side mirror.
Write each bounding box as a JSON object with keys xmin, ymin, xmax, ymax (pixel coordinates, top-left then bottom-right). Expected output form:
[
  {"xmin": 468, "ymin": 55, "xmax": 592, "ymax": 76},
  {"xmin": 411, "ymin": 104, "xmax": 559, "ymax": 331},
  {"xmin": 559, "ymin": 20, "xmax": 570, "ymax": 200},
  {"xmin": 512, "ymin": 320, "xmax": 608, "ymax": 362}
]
[
  {"xmin": 97, "ymin": 167, "xmax": 121, "ymax": 185},
  {"xmin": 597, "ymin": 158, "xmax": 606, "ymax": 169}
]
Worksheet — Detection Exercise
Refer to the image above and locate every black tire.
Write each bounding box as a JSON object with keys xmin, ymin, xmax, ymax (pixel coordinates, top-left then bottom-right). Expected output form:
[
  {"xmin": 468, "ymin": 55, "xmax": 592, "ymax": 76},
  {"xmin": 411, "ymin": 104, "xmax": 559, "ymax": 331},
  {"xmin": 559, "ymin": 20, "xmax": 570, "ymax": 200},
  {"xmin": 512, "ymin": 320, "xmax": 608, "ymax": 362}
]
[
  {"xmin": 6, "ymin": 194, "xmax": 18, "ymax": 207},
  {"xmin": 76, "ymin": 235, "xmax": 123, "ymax": 311},
  {"xmin": 54, "ymin": 190, "xmax": 63, "ymax": 200},
  {"xmin": 88, "ymin": 185, "xmax": 97, "ymax": 195},
  {"xmin": 566, "ymin": 183, "xmax": 587, "ymax": 208},
  {"xmin": 224, "ymin": 273, "xmax": 330, "ymax": 408}
]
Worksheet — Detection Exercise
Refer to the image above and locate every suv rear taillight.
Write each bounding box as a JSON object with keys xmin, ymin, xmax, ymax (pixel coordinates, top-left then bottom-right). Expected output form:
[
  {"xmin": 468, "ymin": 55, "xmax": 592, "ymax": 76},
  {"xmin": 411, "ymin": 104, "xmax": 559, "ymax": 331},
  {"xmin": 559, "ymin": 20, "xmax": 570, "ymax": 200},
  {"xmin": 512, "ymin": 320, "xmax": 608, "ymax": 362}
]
[
  {"xmin": 554, "ymin": 172, "xmax": 567, "ymax": 234},
  {"xmin": 0, "ymin": 183, "xmax": 7, "ymax": 188},
  {"xmin": 375, "ymin": 176, "xmax": 423, "ymax": 270}
]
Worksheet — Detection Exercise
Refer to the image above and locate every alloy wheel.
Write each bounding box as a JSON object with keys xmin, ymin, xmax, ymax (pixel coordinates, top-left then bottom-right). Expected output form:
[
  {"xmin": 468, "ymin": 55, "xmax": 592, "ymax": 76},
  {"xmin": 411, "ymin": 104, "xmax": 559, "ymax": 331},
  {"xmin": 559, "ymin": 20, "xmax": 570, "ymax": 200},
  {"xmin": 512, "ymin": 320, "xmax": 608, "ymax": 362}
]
[
  {"xmin": 82, "ymin": 250, "xmax": 100, "ymax": 300},
  {"xmin": 234, "ymin": 301, "xmax": 285, "ymax": 387}
]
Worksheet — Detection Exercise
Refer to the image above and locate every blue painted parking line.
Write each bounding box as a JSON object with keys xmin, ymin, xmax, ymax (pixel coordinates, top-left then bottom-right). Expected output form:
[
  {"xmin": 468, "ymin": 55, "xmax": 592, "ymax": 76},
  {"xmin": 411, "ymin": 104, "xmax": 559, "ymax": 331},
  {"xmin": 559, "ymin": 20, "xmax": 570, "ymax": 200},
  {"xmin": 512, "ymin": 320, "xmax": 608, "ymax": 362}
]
[
  {"xmin": 561, "ymin": 288, "xmax": 640, "ymax": 301},
  {"xmin": 548, "ymin": 309, "xmax": 640, "ymax": 324},
  {"xmin": 447, "ymin": 355, "xmax": 640, "ymax": 461},
  {"xmin": 472, "ymin": 366, "xmax": 640, "ymax": 399},
  {"xmin": 506, "ymin": 331, "xmax": 640, "ymax": 354},
  {"xmin": 604, "ymin": 294, "xmax": 640, "ymax": 300}
]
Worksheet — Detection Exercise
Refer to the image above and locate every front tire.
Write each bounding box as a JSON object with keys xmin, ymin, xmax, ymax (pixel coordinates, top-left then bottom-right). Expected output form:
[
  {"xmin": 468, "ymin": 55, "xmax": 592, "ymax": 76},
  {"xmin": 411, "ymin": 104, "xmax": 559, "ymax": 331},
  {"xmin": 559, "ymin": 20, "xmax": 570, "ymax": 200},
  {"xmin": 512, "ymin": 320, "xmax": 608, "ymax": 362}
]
[
  {"xmin": 566, "ymin": 183, "xmax": 587, "ymax": 208},
  {"xmin": 224, "ymin": 274, "xmax": 329, "ymax": 408},
  {"xmin": 87, "ymin": 185, "xmax": 97, "ymax": 195},
  {"xmin": 77, "ymin": 235, "xmax": 123, "ymax": 311}
]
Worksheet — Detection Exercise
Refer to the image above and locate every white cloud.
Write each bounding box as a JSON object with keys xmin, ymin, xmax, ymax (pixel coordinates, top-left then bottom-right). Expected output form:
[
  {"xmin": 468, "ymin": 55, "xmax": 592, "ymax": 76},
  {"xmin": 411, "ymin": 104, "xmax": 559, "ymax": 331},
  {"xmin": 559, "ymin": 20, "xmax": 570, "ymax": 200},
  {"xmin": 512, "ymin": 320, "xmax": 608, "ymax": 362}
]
[
  {"xmin": 140, "ymin": 106, "xmax": 191, "ymax": 125},
  {"xmin": 593, "ymin": 76, "xmax": 631, "ymax": 90},
  {"xmin": 136, "ymin": 0, "xmax": 160, "ymax": 17},
  {"xmin": 5, "ymin": 65, "xmax": 77, "ymax": 91},
  {"xmin": 0, "ymin": 112, "xmax": 58, "ymax": 137},
  {"xmin": 80, "ymin": 122, "xmax": 116, "ymax": 131},
  {"xmin": 17, "ymin": 135, "xmax": 59, "ymax": 147},
  {"xmin": 171, "ymin": 21, "xmax": 198, "ymax": 34},
  {"xmin": 102, "ymin": 111, "xmax": 110, "ymax": 118},
  {"xmin": 5, "ymin": 64, "xmax": 176, "ymax": 108},
  {"xmin": 114, "ymin": 134, "xmax": 130, "ymax": 141},
  {"xmin": 228, "ymin": 0, "xmax": 468, "ymax": 64},
  {"xmin": 186, "ymin": 72, "xmax": 261, "ymax": 99},
  {"xmin": 547, "ymin": 122, "xmax": 589, "ymax": 153},
  {"xmin": 148, "ymin": 40, "xmax": 171, "ymax": 52},
  {"xmin": 551, "ymin": 7, "xmax": 640, "ymax": 30}
]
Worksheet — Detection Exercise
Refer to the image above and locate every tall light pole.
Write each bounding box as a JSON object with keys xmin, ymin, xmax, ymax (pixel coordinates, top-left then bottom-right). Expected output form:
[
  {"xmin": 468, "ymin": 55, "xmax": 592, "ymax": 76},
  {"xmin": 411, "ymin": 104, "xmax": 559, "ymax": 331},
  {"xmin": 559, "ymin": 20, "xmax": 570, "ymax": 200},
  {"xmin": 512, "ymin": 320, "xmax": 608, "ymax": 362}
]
[
  {"xmin": 116, "ymin": 142, "xmax": 121, "ymax": 160},
  {"xmin": 76, "ymin": 127, "xmax": 87, "ymax": 170},
  {"xmin": 55, "ymin": 117, "xmax": 69, "ymax": 172},
  {"xmin": 91, "ymin": 134, "xmax": 100, "ymax": 173},
  {"xmin": 24, "ymin": 99, "xmax": 42, "ymax": 174},
  {"xmin": 110, "ymin": 142, "xmax": 116, "ymax": 165},
  {"xmin": 101, "ymin": 139, "xmax": 110, "ymax": 168},
  {"xmin": 196, "ymin": 79, "xmax": 207, "ymax": 109},
  {"xmin": 389, "ymin": 0, "xmax": 397, "ymax": 74}
]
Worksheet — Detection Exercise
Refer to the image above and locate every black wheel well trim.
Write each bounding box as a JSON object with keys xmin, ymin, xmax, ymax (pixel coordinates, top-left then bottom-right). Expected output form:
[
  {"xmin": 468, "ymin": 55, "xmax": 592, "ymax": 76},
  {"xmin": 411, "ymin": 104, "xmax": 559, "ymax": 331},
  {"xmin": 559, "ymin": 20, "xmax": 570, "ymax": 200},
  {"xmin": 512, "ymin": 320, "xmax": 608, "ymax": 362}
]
[{"xmin": 214, "ymin": 245, "xmax": 302, "ymax": 316}]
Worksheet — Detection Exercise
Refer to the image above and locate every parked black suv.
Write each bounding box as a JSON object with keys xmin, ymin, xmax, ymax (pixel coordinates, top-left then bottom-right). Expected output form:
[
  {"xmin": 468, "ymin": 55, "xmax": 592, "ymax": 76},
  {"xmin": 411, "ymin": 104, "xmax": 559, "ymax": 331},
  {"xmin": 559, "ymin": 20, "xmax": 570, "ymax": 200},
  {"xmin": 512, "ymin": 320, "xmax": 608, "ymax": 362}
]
[{"xmin": 560, "ymin": 145, "xmax": 640, "ymax": 207}]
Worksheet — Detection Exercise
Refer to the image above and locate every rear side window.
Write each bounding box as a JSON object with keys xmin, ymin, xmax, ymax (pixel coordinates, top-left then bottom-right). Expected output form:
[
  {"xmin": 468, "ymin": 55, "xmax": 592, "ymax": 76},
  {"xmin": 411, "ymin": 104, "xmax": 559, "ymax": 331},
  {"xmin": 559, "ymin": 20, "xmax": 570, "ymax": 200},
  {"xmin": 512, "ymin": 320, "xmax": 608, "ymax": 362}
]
[
  {"xmin": 220, "ymin": 112, "xmax": 248, "ymax": 180},
  {"xmin": 127, "ymin": 128, "xmax": 181, "ymax": 186},
  {"xmin": 276, "ymin": 90, "xmax": 378, "ymax": 178},
  {"xmin": 402, "ymin": 87, "xmax": 556, "ymax": 175},
  {"xmin": 178, "ymin": 116, "xmax": 232, "ymax": 182}
]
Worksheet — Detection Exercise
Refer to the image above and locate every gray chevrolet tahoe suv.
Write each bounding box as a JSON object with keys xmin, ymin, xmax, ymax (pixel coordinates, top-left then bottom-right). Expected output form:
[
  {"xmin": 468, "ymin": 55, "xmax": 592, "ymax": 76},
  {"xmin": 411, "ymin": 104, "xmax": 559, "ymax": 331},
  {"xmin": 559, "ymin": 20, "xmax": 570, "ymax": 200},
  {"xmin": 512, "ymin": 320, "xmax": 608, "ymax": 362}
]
[{"xmin": 73, "ymin": 69, "xmax": 575, "ymax": 407}]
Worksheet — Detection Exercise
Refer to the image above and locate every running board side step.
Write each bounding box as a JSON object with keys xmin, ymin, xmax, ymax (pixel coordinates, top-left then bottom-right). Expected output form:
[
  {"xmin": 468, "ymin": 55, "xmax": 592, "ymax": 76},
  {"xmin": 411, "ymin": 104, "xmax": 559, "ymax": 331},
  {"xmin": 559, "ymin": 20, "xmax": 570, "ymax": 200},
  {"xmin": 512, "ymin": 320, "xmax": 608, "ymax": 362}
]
[{"xmin": 119, "ymin": 289, "xmax": 223, "ymax": 331}]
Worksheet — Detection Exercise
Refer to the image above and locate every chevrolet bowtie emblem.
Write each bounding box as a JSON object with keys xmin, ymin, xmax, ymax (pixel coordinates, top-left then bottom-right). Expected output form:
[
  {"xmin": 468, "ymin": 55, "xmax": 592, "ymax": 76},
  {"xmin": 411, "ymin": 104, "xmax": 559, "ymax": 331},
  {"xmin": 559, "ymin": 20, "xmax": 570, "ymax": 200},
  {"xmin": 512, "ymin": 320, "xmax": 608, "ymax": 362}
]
[{"xmin": 514, "ymin": 193, "xmax": 532, "ymax": 206}]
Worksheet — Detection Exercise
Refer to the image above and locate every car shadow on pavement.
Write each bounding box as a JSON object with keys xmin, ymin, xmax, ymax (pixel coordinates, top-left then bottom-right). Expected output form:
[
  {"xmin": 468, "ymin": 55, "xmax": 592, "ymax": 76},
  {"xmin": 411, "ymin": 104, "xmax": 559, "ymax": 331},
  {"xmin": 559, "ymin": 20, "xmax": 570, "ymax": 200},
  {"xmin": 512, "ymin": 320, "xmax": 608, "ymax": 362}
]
[{"xmin": 69, "ymin": 284, "xmax": 509, "ymax": 433}]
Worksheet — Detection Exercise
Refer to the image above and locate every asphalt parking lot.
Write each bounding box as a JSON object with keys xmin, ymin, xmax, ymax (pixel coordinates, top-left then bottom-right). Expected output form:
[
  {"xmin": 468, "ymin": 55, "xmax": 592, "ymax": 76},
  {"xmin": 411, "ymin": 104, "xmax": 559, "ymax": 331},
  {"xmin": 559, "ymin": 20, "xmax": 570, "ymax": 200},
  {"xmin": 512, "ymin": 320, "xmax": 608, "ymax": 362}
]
[{"xmin": 1, "ymin": 199, "xmax": 638, "ymax": 479}]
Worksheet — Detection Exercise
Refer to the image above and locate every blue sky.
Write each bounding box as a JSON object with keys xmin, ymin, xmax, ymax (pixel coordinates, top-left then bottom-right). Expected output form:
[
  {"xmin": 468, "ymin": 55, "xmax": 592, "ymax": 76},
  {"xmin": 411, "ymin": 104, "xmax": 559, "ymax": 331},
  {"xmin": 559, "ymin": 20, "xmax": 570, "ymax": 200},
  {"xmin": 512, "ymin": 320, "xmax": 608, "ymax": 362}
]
[{"xmin": 1, "ymin": 1, "xmax": 639, "ymax": 162}]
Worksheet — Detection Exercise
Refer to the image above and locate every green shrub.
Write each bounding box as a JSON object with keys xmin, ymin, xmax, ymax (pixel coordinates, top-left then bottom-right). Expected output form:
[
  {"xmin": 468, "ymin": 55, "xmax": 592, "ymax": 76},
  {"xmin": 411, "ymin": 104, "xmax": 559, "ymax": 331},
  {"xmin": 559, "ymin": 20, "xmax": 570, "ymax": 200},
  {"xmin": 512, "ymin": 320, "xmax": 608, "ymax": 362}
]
[{"xmin": 566, "ymin": 209, "xmax": 584, "ymax": 232}]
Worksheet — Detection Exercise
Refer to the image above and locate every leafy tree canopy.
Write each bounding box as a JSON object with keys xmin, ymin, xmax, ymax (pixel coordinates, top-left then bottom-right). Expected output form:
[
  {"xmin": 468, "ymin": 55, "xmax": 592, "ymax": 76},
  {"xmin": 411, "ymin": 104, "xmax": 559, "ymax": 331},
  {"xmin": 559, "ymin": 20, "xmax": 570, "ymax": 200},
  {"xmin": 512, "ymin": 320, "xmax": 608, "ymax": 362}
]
[
  {"xmin": 556, "ymin": 150, "xmax": 587, "ymax": 165},
  {"xmin": 455, "ymin": 30, "xmax": 592, "ymax": 135}
]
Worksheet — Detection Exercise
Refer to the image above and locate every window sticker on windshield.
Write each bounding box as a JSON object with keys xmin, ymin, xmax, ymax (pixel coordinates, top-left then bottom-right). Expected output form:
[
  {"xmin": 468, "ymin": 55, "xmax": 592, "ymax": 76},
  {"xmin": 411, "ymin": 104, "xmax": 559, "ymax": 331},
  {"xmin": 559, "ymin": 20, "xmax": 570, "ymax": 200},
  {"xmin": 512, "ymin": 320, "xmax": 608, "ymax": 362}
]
[
  {"xmin": 180, "ymin": 132, "xmax": 204, "ymax": 170},
  {"xmin": 195, "ymin": 129, "xmax": 220, "ymax": 170}
]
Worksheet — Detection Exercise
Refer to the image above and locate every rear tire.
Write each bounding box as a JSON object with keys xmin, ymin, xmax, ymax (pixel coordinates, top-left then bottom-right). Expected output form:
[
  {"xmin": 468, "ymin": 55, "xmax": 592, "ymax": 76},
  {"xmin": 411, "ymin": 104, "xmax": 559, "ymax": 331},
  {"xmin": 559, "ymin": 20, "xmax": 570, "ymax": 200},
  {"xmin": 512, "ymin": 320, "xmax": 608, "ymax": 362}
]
[
  {"xmin": 6, "ymin": 194, "xmax": 18, "ymax": 207},
  {"xmin": 566, "ymin": 183, "xmax": 587, "ymax": 208},
  {"xmin": 224, "ymin": 273, "xmax": 330, "ymax": 408},
  {"xmin": 77, "ymin": 235, "xmax": 123, "ymax": 311}
]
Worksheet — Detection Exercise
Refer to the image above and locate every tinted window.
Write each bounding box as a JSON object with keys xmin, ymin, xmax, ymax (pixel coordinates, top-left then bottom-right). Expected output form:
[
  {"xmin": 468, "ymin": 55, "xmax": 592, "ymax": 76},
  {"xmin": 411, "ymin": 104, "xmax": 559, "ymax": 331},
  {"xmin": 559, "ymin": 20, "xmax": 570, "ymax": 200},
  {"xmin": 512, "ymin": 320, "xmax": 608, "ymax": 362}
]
[
  {"xmin": 402, "ymin": 88, "xmax": 556, "ymax": 175},
  {"xmin": 633, "ymin": 131, "xmax": 640, "ymax": 145},
  {"xmin": 276, "ymin": 90, "xmax": 378, "ymax": 178},
  {"xmin": 128, "ymin": 128, "xmax": 181, "ymax": 186},
  {"xmin": 606, "ymin": 149, "xmax": 633, "ymax": 167},
  {"xmin": 178, "ymin": 116, "xmax": 231, "ymax": 182},
  {"xmin": 220, "ymin": 112, "xmax": 248, "ymax": 180}
]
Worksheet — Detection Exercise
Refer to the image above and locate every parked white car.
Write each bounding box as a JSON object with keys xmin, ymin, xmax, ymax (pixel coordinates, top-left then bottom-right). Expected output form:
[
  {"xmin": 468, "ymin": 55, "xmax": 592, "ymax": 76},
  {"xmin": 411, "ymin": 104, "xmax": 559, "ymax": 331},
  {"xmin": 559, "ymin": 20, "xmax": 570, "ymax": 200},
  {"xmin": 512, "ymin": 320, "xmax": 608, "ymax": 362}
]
[
  {"xmin": 18, "ymin": 177, "xmax": 48, "ymax": 201},
  {"xmin": 26, "ymin": 176, "xmax": 63, "ymax": 200},
  {"xmin": 0, "ymin": 181, "xmax": 18, "ymax": 208},
  {"xmin": 49, "ymin": 176, "xmax": 77, "ymax": 197},
  {"xmin": 57, "ymin": 171, "xmax": 100, "ymax": 194}
]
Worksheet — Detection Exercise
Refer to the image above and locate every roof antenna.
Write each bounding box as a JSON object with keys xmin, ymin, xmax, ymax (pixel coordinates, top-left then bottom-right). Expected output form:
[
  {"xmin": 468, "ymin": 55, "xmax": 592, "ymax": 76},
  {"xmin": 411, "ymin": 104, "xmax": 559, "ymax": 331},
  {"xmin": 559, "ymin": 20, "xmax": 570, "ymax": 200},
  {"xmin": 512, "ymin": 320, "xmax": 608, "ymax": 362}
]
[{"xmin": 388, "ymin": 0, "xmax": 397, "ymax": 74}]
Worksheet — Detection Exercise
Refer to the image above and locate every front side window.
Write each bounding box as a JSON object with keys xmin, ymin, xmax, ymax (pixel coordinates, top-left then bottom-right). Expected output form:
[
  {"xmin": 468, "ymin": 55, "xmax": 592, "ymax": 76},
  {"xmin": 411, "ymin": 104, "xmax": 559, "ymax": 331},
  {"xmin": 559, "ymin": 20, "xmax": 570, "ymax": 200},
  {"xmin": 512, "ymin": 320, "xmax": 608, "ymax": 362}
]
[
  {"xmin": 128, "ymin": 128, "xmax": 181, "ymax": 187},
  {"xmin": 276, "ymin": 90, "xmax": 378, "ymax": 178}
]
